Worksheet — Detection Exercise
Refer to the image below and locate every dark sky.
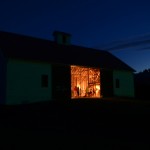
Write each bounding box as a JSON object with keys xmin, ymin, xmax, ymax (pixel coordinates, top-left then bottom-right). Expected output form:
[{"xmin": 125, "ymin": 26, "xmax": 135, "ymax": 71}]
[{"xmin": 0, "ymin": 0, "xmax": 150, "ymax": 72}]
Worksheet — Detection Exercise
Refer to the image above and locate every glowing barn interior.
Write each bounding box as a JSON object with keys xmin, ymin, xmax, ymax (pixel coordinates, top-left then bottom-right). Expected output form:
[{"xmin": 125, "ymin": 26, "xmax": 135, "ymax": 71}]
[{"xmin": 71, "ymin": 65, "xmax": 101, "ymax": 98}]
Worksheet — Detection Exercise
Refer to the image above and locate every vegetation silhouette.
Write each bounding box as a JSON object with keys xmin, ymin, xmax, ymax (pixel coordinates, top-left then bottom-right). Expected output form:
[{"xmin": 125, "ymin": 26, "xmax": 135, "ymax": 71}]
[{"xmin": 134, "ymin": 68, "xmax": 150, "ymax": 100}]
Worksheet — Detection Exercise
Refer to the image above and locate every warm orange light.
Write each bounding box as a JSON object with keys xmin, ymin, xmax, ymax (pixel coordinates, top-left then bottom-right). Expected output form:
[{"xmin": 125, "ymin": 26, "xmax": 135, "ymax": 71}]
[
  {"xmin": 71, "ymin": 65, "xmax": 101, "ymax": 98},
  {"xmin": 77, "ymin": 84, "xmax": 80, "ymax": 88},
  {"xmin": 96, "ymin": 85, "xmax": 100, "ymax": 90}
]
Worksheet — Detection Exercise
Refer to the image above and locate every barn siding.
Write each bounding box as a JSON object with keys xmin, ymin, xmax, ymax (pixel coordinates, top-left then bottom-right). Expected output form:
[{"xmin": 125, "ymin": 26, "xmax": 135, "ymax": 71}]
[
  {"xmin": 51, "ymin": 63, "xmax": 71, "ymax": 101},
  {"xmin": 6, "ymin": 59, "xmax": 52, "ymax": 105},
  {"xmin": 0, "ymin": 49, "xmax": 7, "ymax": 104},
  {"xmin": 113, "ymin": 70, "xmax": 134, "ymax": 97}
]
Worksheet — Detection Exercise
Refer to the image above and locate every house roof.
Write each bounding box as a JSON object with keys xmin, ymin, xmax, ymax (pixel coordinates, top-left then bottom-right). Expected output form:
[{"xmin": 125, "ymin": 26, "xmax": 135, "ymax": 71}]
[{"xmin": 0, "ymin": 31, "xmax": 135, "ymax": 72}]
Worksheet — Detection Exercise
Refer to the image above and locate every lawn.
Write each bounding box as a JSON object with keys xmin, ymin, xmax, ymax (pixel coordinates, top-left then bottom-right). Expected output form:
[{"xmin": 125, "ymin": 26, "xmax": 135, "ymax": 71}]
[{"xmin": 0, "ymin": 98, "xmax": 150, "ymax": 149}]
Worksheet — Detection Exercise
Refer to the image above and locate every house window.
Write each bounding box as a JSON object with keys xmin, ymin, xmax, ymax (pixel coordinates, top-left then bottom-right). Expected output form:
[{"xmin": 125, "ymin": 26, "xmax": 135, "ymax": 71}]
[
  {"xmin": 41, "ymin": 75, "xmax": 48, "ymax": 87},
  {"xmin": 116, "ymin": 79, "xmax": 120, "ymax": 88}
]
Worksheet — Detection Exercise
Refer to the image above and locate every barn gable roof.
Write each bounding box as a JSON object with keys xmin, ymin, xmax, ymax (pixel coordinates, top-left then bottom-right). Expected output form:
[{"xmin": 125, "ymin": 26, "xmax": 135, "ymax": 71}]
[{"xmin": 0, "ymin": 31, "xmax": 135, "ymax": 72}]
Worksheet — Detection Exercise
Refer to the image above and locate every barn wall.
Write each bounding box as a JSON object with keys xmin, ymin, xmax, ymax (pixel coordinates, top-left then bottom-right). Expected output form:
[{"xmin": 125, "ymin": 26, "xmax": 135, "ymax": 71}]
[
  {"xmin": 0, "ymin": 49, "xmax": 7, "ymax": 104},
  {"xmin": 113, "ymin": 70, "xmax": 134, "ymax": 97},
  {"xmin": 6, "ymin": 59, "xmax": 52, "ymax": 105}
]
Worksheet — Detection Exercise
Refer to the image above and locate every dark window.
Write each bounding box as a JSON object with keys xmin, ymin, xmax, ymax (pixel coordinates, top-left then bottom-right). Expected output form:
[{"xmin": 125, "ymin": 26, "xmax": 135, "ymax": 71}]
[
  {"xmin": 62, "ymin": 35, "xmax": 67, "ymax": 44},
  {"xmin": 116, "ymin": 79, "xmax": 120, "ymax": 88},
  {"xmin": 41, "ymin": 75, "xmax": 48, "ymax": 87}
]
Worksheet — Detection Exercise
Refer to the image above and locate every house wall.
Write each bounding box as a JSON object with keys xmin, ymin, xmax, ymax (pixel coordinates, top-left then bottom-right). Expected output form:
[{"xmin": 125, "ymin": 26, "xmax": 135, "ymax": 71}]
[
  {"xmin": 113, "ymin": 70, "xmax": 135, "ymax": 97},
  {"xmin": 6, "ymin": 59, "xmax": 52, "ymax": 105},
  {"xmin": 0, "ymin": 49, "xmax": 7, "ymax": 104}
]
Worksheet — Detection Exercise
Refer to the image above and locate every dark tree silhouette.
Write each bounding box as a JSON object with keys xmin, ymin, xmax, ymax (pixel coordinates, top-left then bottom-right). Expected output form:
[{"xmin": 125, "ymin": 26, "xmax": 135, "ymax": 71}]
[{"xmin": 134, "ymin": 68, "xmax": 150, "ymax": 100}]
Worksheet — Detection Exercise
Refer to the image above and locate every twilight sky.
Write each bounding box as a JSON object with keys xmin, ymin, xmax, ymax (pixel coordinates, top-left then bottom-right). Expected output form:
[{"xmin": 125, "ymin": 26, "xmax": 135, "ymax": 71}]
[{"xmin": 0, "ymin": 0, "xmax": 150, "ymax": 72}]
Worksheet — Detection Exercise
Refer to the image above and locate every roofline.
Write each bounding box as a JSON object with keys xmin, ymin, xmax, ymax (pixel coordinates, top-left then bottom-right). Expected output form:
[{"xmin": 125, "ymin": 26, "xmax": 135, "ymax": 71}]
[
  {"xmin": 105, "ymin": 51, "xmax": 136, "ymax": 72},
  {"xmin": 0, "ymin": 30, "xmax": 136, "ymax": 72}
]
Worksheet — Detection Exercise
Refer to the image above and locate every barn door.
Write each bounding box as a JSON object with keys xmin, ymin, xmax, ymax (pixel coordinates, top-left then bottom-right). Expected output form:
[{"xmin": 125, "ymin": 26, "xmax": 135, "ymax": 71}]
[
  {"xmin": 100, "ymin": 69, "xmax": 113, "ymax": 97},
  {"xmin": 52, "ymin": 64, "xmax": 71, "ymax": 101}
]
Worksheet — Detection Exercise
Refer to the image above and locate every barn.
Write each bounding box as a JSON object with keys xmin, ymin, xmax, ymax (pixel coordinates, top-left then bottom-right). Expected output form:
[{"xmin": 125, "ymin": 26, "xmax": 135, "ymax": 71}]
[{"xmin": 0, "ymin": 31, "xmax": 135, "ymax": 105}]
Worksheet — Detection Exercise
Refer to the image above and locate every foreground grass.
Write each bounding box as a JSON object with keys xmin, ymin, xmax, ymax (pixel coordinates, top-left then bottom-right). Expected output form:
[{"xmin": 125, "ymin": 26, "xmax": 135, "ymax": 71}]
[{"xmin": 0, "ymin": 98, "xmax": 150, "ymax": 148}]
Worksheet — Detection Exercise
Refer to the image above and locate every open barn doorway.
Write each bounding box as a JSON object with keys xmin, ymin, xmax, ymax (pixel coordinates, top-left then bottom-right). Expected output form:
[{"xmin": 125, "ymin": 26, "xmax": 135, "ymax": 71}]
[{"xmin": 71, "ymin": 65, "xmax": 101, "ymax": 98}]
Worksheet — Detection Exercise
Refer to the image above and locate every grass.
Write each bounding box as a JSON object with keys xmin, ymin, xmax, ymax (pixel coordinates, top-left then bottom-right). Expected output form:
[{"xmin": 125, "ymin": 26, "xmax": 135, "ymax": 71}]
[{"xmin": 0, "ymin": 98, "xmax": 150, "ymax": 148}]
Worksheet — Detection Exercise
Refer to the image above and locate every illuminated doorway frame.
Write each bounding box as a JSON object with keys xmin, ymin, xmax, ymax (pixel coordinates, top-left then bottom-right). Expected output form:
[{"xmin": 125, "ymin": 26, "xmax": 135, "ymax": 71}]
[{"xmin": 71, "ymin": 65, "xmax": 101, "ymax": 98}]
